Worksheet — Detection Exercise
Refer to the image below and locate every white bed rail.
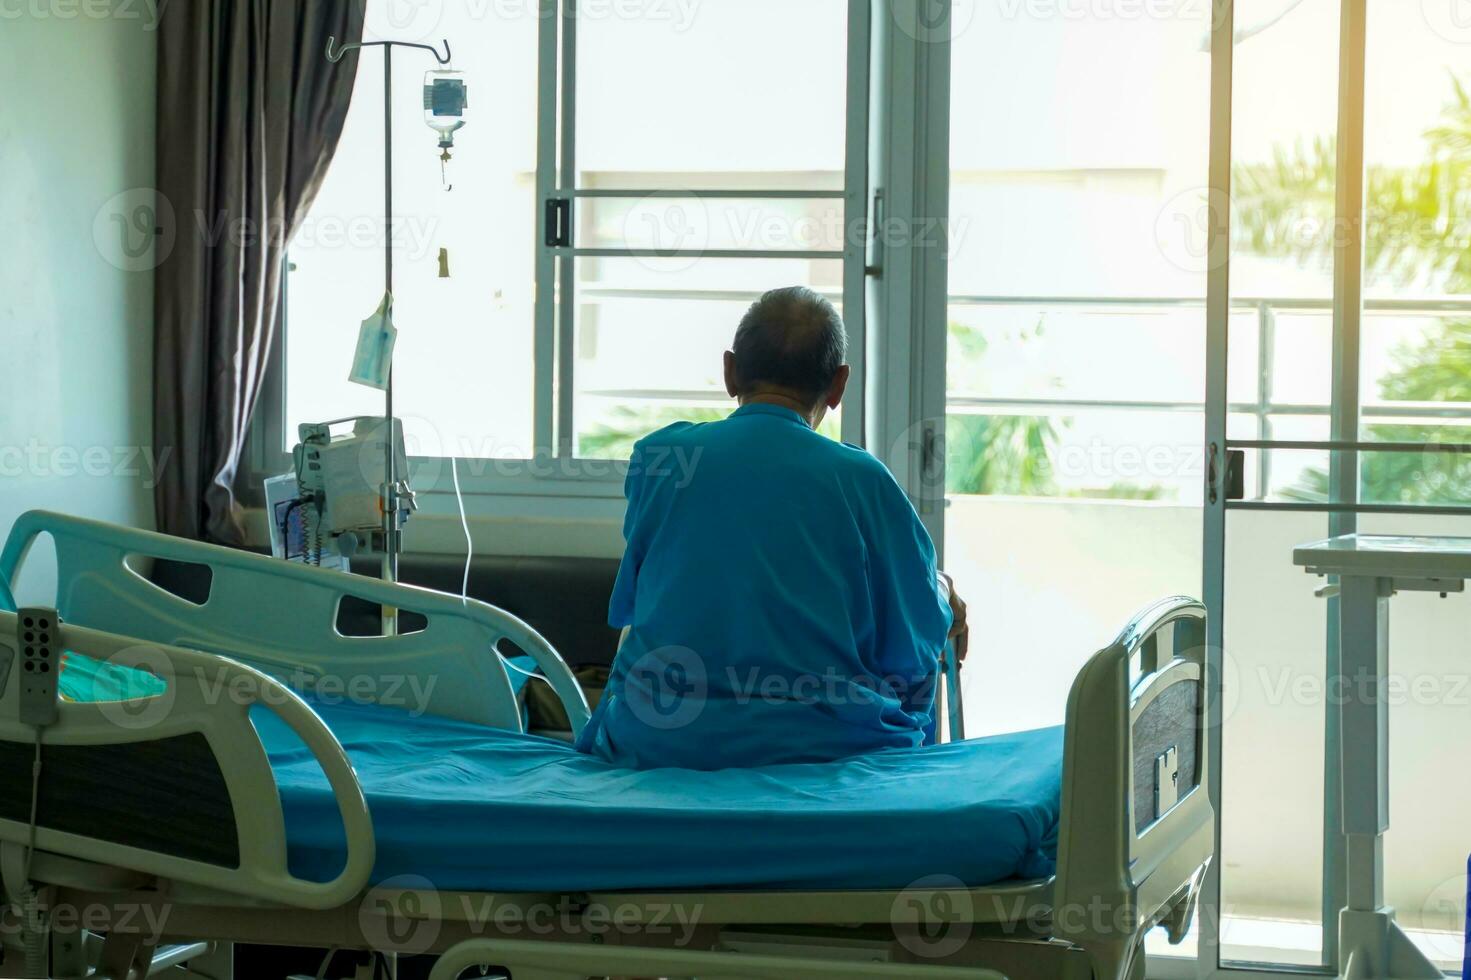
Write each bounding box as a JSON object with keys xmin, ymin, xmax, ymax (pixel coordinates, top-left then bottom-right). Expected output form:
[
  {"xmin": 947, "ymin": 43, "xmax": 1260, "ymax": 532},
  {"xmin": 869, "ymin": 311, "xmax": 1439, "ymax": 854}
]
[
  {"xmin": 0, "ymin": 612, "xmax": 375, "ymax": 910},
  {"xmin": 0, "ymin": 510, "xmax": 591, "ymax": 735},
  {"xmin": 1053, "ymin": 595, "xmax": 1214, "ymax": 980}
]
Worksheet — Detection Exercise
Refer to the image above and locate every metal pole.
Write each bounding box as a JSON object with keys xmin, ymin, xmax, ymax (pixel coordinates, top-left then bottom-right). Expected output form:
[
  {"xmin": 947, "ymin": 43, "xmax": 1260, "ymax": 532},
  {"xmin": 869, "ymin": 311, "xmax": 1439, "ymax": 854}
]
[
  {"xmin": 323, "ymin": 36, "xmax": 451, "ymax": 634},
  {"xmin": 1323, "ymin": 0, "xmax": 1369, "ymax": 964},
  {"xmin": 383, "ymin": 43, "xmax": 400, "ymax": 635}
]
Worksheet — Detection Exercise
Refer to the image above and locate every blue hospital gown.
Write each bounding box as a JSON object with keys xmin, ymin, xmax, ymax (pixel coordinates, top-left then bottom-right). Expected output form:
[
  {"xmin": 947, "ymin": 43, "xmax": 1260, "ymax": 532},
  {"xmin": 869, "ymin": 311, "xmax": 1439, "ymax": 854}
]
[{"xmin": 575, "ymin": 403, "xmax": 953, "ymax": 771}]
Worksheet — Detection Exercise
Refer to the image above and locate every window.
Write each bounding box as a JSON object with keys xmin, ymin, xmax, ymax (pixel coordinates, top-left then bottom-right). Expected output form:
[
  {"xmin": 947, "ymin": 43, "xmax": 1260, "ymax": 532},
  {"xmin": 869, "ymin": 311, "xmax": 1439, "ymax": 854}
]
[
  {"xmin": 1360, "ymin": 4, "xmax": 1471, "ymax": 970},
  {"xmin": 945, "ymin": 0, "xmax": 1211, "ymax": 725},
  {"xmin": 286, "ymin": 1, "xmax": 541, "ymax": 463},
  {"xmin": 278, "ymin": 0, "xmax": 868, "ymax": 487},
  {"xmin": 562, "ymin": 0, "xmax": 860, "ymax": 459},
  {"xmin": 1215, "ymin": 4, "xmax": 1471, "ymax": 969},
  {"xmin": 1216, "ymin": 0, "xmax": 1343, "ymax": 968}
]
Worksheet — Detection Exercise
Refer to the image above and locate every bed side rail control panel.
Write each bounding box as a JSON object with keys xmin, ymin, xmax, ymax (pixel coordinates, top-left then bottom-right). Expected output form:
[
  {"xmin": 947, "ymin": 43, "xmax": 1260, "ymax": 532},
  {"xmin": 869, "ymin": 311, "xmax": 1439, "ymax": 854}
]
[
  {"xmin": 17, "ymin": 608, "xmax": 60, "ymax": 728},
  {"xmin": 1129, "ymin": 607, "xmax": 1205, "ymax": 834}
]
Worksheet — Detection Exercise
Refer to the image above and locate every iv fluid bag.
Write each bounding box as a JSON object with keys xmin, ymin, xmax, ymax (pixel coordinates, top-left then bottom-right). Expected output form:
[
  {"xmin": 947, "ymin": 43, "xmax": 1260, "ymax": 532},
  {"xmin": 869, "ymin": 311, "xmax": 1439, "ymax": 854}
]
[{"xmin": 424, "ymin": 70, "xmax": 469, "ymax": 144}]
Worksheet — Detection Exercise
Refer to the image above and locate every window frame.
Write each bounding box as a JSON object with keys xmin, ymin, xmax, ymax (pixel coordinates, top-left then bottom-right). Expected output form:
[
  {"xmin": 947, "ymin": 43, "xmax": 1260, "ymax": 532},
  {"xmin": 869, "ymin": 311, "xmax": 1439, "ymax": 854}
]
[{"xmin": 245, "ymin": 0, "xmax": 878, "ymax": 506}]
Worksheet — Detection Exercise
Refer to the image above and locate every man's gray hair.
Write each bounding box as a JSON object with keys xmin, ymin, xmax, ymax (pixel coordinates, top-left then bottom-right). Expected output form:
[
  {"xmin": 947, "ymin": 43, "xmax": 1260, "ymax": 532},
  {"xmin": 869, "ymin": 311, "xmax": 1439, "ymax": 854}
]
[{"xmin": 731, "ymin": 286, "xmax": 848, "ymax": 406}]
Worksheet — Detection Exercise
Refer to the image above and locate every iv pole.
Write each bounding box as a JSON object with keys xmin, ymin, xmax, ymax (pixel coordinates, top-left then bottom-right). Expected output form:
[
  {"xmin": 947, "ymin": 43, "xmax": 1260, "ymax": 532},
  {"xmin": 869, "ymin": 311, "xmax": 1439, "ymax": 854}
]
[{"xmin": 325, "ymin": 36, "xmax": 453, "ymax": 635}]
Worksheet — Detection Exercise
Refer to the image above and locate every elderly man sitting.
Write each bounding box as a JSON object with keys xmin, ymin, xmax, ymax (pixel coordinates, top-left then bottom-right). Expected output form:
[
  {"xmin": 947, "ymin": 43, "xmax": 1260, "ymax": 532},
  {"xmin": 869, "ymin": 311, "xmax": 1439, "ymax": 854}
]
[{"xmin": 575, "ymin": 286, "xmax": 968, "ymax": 771}]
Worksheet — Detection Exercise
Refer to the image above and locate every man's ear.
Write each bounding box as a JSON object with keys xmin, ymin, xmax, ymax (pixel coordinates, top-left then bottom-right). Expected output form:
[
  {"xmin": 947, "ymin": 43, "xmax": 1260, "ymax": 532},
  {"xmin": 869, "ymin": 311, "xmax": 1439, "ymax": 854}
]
[
  {"xmin": 724, "ymin": 351, "xmax": 740, "ymax": 398},
  {"xmin": 826, "ymin": 364, "xmax": 852, "ymax": 409}
]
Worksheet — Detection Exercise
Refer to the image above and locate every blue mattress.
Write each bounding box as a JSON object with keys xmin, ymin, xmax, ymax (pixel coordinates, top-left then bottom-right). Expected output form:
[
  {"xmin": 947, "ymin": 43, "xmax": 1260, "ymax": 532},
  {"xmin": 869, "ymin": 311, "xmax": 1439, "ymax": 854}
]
[{"xmin": 253, "ymin": 696, "xmax": 1064, "ymax": 893}]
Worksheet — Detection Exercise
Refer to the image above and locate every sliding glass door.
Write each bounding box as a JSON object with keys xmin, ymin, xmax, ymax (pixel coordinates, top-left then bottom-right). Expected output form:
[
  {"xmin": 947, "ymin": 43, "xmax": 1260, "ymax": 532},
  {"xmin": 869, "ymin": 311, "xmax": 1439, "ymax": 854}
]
[
  {"xmin": 933, "ymin": 0, "xmax": 1470, "ymax": 975},
  {"xmin": 1345, "ymin": 1, "xmax": 1470, "ymax": 970},
  {"xmin": 943, "ymin": 3, "xmax": 1210, "ymax": 742},
  {"xmin": 1212, "ymin": 0, "xmax": 1343, "ymax": 968},
  {"xmin": 1214, "ymin": 0, "xmax": 1471, "ymax": 974}
]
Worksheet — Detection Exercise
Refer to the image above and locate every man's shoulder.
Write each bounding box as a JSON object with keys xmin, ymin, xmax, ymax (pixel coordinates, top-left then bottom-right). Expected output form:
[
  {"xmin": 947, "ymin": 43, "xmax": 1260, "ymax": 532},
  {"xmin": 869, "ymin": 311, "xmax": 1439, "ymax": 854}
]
[
  {"xmin": 629, "ymin": 419, "xmax": 903, "ymax": 493},
  {"xmin": 829, "ymin": 439, "xmax": 901, "ymax": 483},
  {"xmin": 625, "ymin": 421, "xmax": 710, "ymax": 489},
  {"xmin": 630, "ymin": 420, "xmax": 705, "ymax": 456},
  {"xmin": 640, "ymin": 420, "xmax": 702, "ymax": 443},
  {"xmin": 785, "ymin": 438, "xmax": 907, "ymax": 507}
]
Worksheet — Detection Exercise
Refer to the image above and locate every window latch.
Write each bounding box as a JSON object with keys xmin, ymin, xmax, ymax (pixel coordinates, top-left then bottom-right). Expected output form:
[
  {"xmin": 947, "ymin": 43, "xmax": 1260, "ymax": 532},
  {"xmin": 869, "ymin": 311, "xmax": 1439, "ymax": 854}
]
[
  {"xmin": 866, "ymin": 188, "xmax": 885, "ymax": 277},
  {"xmin": 921, "ymin": 421, "xmax": 942, "ymax": 480},
  {"xmin": 1225, "ymin": 449, "xmax": 1246, "ymax": 501},
  {"xmin": 1208, "ymin": 444, "xmax": 1247, "ymax": 504},
  {"xmin": 544, "ymin": 197, "xmax": 572, "ymax": 248},
  {"xmin": 917, "ymin": 420, "xmax": 945, "ymax": 515}
]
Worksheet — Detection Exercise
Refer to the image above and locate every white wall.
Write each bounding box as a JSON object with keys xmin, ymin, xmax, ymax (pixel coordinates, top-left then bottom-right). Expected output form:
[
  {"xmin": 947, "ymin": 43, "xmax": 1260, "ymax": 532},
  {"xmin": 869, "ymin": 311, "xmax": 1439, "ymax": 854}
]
[{"xmin": 0, "ymin": 4, "xmax": 158, "ymax": 602}]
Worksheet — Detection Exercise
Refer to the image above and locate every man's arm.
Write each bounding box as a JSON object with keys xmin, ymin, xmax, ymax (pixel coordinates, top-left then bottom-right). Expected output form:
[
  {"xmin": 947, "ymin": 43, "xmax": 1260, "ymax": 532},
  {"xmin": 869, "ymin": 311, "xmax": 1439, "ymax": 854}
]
[
  {"xmin": 608, "ymin": 443, "xmax": 650, "ymax": 629},
  {"xmin": 861, "ymin": 464, "xmax": 956, "ymax": 714}
]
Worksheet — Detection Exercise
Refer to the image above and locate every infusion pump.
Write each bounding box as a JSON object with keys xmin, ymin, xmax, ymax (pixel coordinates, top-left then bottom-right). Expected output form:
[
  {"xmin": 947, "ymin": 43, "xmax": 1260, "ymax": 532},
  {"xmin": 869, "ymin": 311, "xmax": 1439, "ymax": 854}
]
[{"xmin": 265, "ymin": 417, "xmax": 416, "ymax": 567}]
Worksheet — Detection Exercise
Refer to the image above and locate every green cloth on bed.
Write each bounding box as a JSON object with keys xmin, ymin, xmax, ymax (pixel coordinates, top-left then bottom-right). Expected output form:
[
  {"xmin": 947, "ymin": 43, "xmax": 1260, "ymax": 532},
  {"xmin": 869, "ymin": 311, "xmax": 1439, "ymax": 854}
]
[{"xmin": 59, "ymin": 652, "xmax": 167, "ymax": 702}]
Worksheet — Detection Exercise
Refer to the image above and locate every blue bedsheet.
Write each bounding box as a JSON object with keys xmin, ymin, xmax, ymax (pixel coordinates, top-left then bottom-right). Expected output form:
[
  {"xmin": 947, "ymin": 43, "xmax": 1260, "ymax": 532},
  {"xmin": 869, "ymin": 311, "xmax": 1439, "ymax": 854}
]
[{"xmin": 254, "ymin": 696, "xmax": 1064, "ymax": 893}]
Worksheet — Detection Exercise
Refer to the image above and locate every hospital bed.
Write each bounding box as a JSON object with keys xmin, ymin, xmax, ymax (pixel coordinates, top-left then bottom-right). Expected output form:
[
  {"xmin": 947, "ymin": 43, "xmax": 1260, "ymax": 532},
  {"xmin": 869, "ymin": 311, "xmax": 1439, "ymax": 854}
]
[{"xmin": 0, "ymin": 510, "xmax": 1213, "ymax": 980}]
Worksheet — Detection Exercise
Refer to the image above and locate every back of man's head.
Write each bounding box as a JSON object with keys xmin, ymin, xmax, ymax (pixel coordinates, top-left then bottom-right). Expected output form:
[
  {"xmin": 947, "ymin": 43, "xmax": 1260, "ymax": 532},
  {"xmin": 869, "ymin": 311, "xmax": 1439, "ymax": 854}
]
[{"xmin": 730, "ymin": 286, "xmax": 848, "ymax": 408}]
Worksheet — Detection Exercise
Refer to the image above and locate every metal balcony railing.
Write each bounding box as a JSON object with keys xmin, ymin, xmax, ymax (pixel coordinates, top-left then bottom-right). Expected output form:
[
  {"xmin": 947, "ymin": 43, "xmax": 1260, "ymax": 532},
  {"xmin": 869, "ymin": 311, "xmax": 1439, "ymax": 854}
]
[
  {"xmin": 577, "ymin": 287, "xmax": 1471, "ymax": 505},
  {"xmin": 944, "ymin": 294, "xmax": 1471, "ymax": 502}
]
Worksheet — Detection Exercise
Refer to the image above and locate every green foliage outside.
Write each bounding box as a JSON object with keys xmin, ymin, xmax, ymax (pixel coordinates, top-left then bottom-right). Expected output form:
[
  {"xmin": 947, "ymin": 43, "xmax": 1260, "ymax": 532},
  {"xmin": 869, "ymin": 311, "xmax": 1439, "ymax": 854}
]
[
  {"xmin": 946, "ymin": 319, "xmax": 1169, "ymax": 498},
  {"xmin": 579, "ymin": 320, "xmax": 1166, "ymax": 498},
  {"xmin": 578, "ymin": 404, "xmax": 840, "ymax": 460},
  {"xmin": 943, "ymin": 317, "xmax": 1062, "ymax": 495},
  {"xmin": 1233, "ymin": 75, "xmax": 1471, "ymax": 504}
]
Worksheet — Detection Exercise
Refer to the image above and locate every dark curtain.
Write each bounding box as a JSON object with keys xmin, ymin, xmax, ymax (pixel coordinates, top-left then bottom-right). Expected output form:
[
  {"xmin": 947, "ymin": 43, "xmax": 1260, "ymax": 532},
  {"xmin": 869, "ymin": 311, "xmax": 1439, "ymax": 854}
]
[{"xmin": 153, "ymin": 0, "xmax": 365, "ymax": 542}]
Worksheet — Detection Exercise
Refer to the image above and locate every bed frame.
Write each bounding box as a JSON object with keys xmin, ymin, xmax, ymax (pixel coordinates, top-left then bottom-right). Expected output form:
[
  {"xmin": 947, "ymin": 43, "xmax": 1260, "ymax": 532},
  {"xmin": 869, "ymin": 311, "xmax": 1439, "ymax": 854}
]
[
  {"xmin": 0, "ymin": 511, "xmax": 1213, "ymax": 980},
  {"xmin": 0, "ymin": 511, "xmax": 591, "ymax": 735}
]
